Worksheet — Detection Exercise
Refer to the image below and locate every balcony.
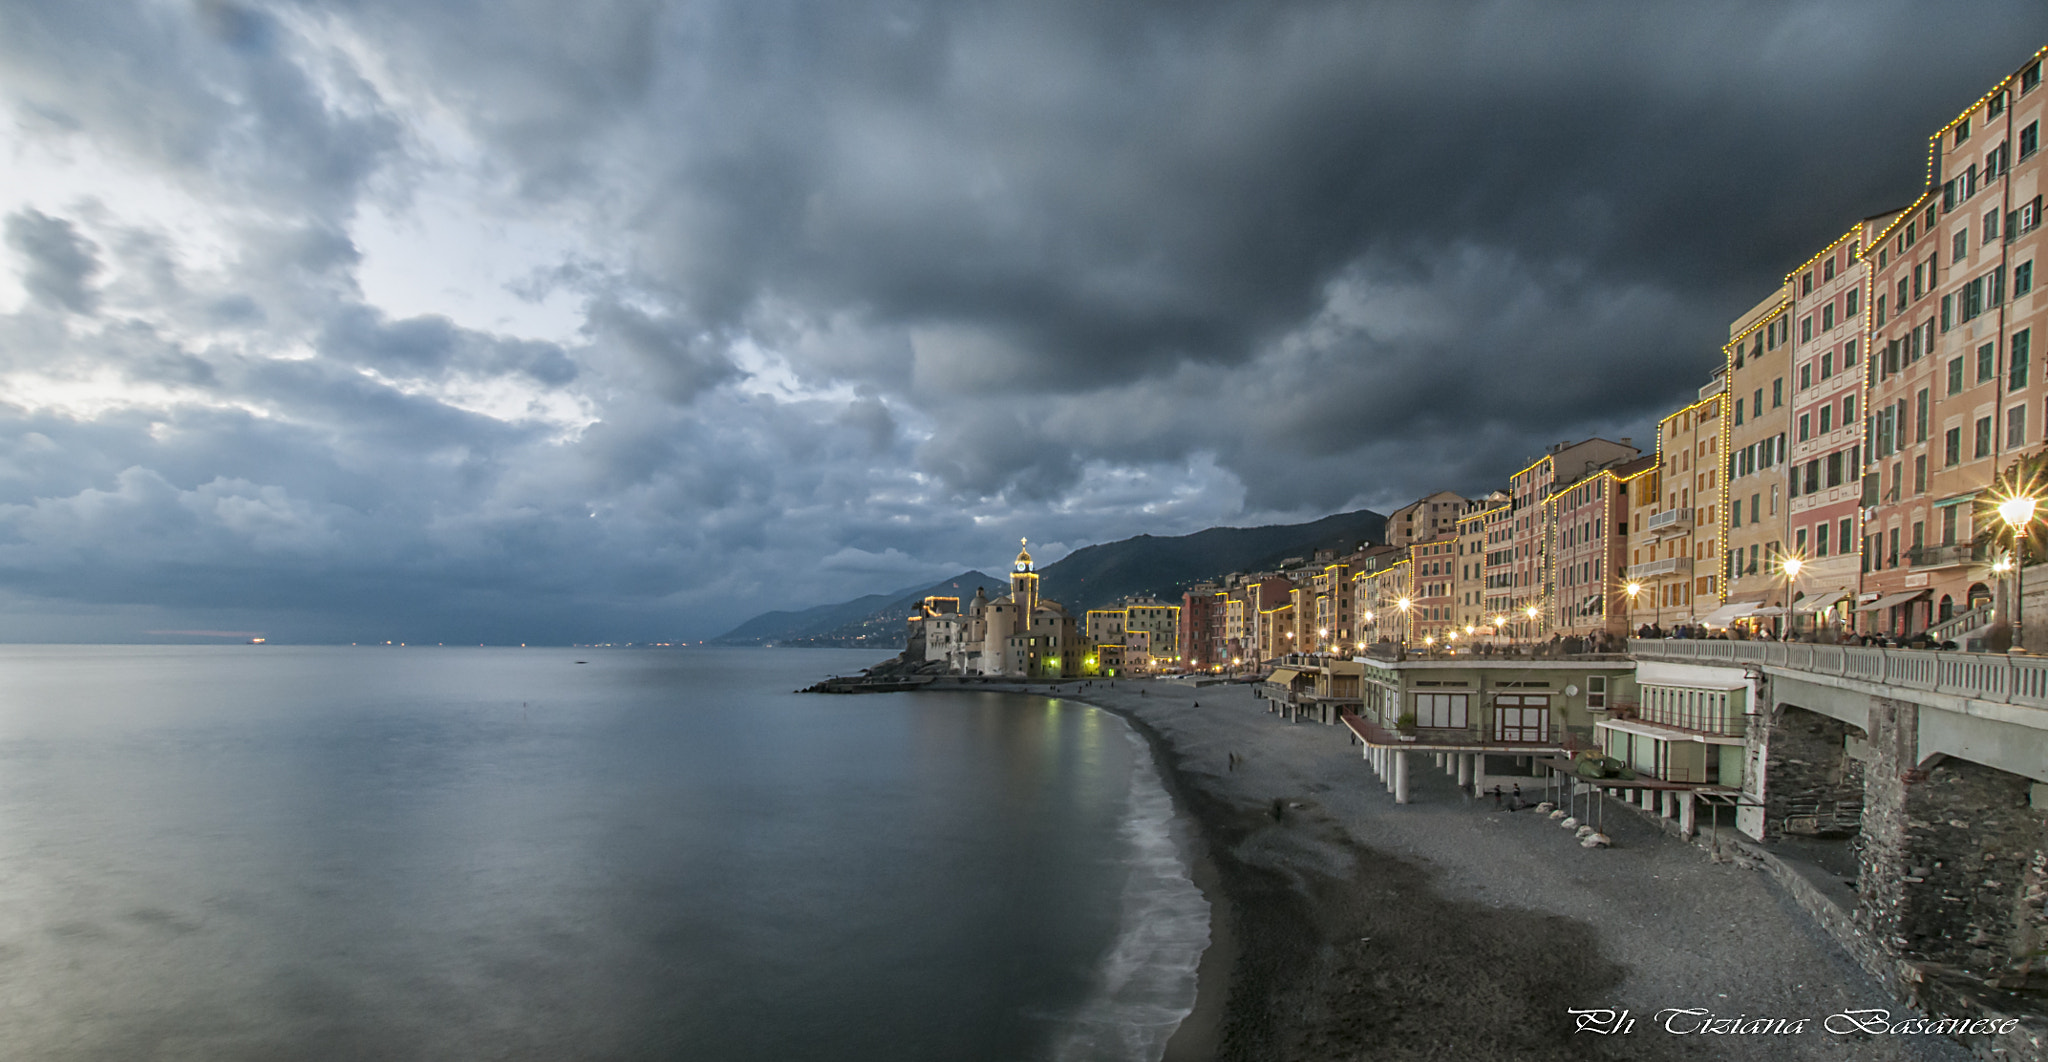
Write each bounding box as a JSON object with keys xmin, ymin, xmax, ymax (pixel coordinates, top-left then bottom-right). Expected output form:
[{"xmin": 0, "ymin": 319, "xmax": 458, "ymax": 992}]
[
  {"xmin": 1644, "ymin": 508, "xmax": 1693, "ymax": 536},
  {"xmin": 1906, "ymin": 542, "xmax": 1988, "ymax": 570},
  {"xmin": 1626, "ymin": 556, "xmax": 1693, "ymax": 580}
]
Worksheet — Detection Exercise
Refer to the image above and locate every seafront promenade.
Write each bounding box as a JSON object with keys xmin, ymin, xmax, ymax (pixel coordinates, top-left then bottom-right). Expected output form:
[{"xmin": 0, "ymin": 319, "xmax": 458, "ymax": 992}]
[{"xmin": 941, "ymin": 676, "xmax": 1973, "ymax": 1062}]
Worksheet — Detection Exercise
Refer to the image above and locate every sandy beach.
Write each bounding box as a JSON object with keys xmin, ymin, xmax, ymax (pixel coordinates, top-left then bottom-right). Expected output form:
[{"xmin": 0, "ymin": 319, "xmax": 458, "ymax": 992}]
[{"xmin": 947, "ymin": 676, "xmax": 1973, "ymax": 1062}]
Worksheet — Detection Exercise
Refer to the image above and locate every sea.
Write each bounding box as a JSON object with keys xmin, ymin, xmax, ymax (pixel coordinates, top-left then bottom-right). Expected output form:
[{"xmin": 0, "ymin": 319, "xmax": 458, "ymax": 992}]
[{"xmin": 0, "ymin": 645, "xmax": 1208, "ymax": 1061}]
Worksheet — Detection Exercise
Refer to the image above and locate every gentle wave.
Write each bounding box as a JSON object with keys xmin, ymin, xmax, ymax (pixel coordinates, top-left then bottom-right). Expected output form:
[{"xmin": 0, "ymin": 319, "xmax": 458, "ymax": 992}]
[{"xmin": 1046, "ymin": 724, "xmax": 1211, "ymax": 1062}]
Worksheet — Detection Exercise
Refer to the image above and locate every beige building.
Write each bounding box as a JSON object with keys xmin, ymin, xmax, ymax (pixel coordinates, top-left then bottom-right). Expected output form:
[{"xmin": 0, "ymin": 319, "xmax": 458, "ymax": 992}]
[
  {"xmin": 1720, "ymin": 285, "xmax": 1794, "ymax": 626},
  {"xmin": 1385, "ymin": 490, "xmax": 1468, "ymax": 548}
]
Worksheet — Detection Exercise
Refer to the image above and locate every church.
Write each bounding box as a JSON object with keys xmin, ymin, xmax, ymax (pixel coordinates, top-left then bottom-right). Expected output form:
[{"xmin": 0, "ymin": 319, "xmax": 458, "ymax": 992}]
[{"xmin": 908, "ymin": 539, "xmax": 1083, "ymax": 678}]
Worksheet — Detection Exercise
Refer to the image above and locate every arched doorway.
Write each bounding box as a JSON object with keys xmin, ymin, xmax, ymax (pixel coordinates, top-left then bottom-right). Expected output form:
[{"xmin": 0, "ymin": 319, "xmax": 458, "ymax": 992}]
[
  {"xmin": 1967, "ymin": 583, "xmax": 1992, "ymax": 610},
  {"xmin": 1939, "ymin": 594, "xmax": 1955, "ymax": 622}
]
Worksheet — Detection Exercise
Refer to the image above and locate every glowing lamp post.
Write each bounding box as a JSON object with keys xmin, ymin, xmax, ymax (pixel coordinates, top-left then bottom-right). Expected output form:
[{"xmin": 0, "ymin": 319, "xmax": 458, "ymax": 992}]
[
  {"xmin": 1523, "ymin": 603, "xmax": 1539, "ymax": 643},
  {"xmin": 1781, "ymin": 556, "xmax": 1803, "ymax": 640},
  {"xmin": 1397, "ymin": 597, "xmax": 1412, "ymax": 649},
  {"xmin": 1492, "ymin": 615, "xmax": 1506, "ymax": 649},
  {"xmin": 1999, "ymin": 493, "xmax": 2040, "ymax": 649},
  {"xmin": 1624, "ymin": 582, "xmax": 1642, "ymax": 637}
]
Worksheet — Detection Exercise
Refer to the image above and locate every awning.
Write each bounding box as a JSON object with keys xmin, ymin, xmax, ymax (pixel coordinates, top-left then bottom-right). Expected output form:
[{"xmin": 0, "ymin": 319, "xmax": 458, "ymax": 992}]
[
  {"xmin": 1267, "ymin": 668, "xmax": 1303, "ymax": 685},
  {"xmin": 1933, "ymin": 491, "xmax": 1980, "ymax": 509},
  {"xmin": 1699, "ymin": 601, "xmax": 1762, "ymax": 627},
  {"xmin": 1856, "ymin": 589, "xmax": 1930, "ymax": 612}
]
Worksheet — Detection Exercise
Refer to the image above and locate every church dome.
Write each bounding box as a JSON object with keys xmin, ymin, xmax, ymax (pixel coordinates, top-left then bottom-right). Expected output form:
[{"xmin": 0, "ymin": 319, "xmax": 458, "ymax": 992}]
[{"xmin": 1014, "ymin": 537, "xmax": 1034, "ymax": 573}]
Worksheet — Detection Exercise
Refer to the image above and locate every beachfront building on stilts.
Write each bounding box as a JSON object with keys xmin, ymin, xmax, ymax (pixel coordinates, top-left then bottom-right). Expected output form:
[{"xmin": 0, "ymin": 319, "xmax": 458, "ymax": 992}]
[{"xmin": 1341, "ymin": 652, "xmax": 1638, "ymax": 804}]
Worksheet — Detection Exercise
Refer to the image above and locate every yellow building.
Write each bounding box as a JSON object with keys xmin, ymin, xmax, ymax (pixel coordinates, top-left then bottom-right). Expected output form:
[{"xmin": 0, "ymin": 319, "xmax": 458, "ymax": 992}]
[{"xmin": 1627, "ymin": 381, "xmax": 1727, "ymax": 628}]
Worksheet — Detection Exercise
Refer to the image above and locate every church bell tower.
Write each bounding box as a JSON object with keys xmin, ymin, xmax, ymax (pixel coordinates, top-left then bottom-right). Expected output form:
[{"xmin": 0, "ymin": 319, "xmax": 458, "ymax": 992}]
[{"xmin": 1011, "ymin": 538, "xmax": 1039, "ymax": 625}]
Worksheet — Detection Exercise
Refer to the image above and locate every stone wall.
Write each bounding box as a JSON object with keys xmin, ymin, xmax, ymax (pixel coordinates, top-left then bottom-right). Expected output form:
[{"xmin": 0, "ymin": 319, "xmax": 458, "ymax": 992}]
[
  {"xmin": 1761, "ymin": 703, "xmax": 1866, "ymax": 842},
  {"xmin": 1860, "ymin": 697, "xmax": 2048, "ymax": 973}
]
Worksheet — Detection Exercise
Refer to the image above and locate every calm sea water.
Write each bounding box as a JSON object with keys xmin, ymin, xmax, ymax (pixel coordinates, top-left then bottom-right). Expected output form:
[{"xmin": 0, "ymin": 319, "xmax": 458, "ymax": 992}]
[{"xmin": 0, "ymin": 646, "xmax": 1206, "ymax": 1061}]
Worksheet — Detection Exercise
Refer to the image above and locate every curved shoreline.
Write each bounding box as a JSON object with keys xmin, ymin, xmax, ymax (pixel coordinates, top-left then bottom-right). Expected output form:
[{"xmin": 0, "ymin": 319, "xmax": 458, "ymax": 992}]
[{"xmin": 945, "ymin": 676, "xmax": 1969, "ymax": 1062}]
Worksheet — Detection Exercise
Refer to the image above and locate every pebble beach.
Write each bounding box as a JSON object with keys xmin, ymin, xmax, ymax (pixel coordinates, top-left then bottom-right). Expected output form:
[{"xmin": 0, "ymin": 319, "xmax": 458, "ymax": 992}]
[{"xmin": 949, "ymin": 676, "xmax": 1975, "ymax": 1062}]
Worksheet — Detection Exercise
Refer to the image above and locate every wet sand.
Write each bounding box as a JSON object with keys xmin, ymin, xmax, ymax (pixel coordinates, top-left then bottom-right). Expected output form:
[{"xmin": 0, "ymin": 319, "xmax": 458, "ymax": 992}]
[{"xmin": 950, "ymin": 677, "xmax": 1971, "ymax": 1062}]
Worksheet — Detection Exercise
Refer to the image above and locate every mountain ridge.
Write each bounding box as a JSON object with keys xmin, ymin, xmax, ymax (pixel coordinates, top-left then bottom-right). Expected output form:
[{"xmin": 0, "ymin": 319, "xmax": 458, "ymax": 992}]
[{"xmin": 714, "ymin": 508, "xmax": 1385, "ymax": 647}]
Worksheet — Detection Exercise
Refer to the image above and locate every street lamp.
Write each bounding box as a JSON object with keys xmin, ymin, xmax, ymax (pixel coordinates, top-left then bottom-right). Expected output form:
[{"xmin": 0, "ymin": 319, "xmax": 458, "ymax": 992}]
[
  {"xmin": 1781, "ymin": 556, "xmax": 1804, "ymax": 640},
  {"xmin": 1397, "ymin": 597, "xmax": 1412, "ymax": 648},
  {"xmin": 1523, "ymin": 603, "xmax": 1540, "ymax": 643},
  {"xmin": 1998, "ymin": 492, "xmax": 2040, "ymax": 649},
  {"xmin": 1624, "ymin": 581, "xmax": 1642, "ymax": 636}
]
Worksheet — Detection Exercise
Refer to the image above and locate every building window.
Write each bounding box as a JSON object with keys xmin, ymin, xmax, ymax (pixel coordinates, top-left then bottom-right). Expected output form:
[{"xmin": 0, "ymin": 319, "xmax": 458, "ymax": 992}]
[
  {"xmin": 2027, "ymin": 61, "xmax": 2043, "ymax": 93},
  {"xmin": 1847, "ymin": 289, "xmax": 1860, "ymax": 318},
  {"xmin": 1822, "ymin": 304, "xmax": 1835, "ymax": 332},
  {"xmin": 1949, "ymin": 356, "xmax": 1965, "ymax": 394},
  {"xmin": 1815, "ymin": 524, "xmax": 1829, "ymax": 557},
  {"xmin": 2018, "ymin": 261, "xmax": 2034, "ymax": 298},
  {"xmin": 1839, "ymin": 518, "xmax": 1853, "ymax": 557},
  {"xmin": 1955, "ymin": 229, "xmax": 1969, "ymax": 263},
  {"xmin": 1975, "ymin": 416, "xmax": 1993, "ymax": 459},
  {"xmin": 1824, "ymin": 257, "xmax": 1837, "ymax": 282},
  {"xmin": 1988, "ymin": 208, "xmax": 2003, "ymax": 243},
  {"xmin": 1733, "ymin": 401, "xmax": 1744, "ymax": 427},
  {"xmin": 1942, "ymin": 506, "xmax": 1958, "ymax": 546},
  {"xmin": 2010, "ymin": 404, "xmax": 2028, "ymax": 448},
  {"xmin": 1404, "ymin": 691, "xmax": 1464, "ymax": 728},
  {"xmin": 1802, "ymin": 272, "xmax": 1814, "ymax": 295},
  {"xmin": 2024, "ymin": 121, "xmax": 2041, "ymax": 160},
  {"xmin": 1946, "ymin": 427, "xmax": 1962, "ymax": 466},
  {"xmin": 1802, "ymin": 315, "xmax": 1814, "ymax": 342},
  {"xmin": 1980, "ymin": 342, "xmax": 1997, "ymax": 383},
  {"xmin": 1957, "ymin": 117, "xmax": 1972, "ymax": 145},
  {"xmin": 1916, "ymin": 388, "xmax": 1929, "ymax": 441},
  {"xmin": 1795, "ymin": 527, "xmax": 1808, "ymax": 554},
  {"xmin": 1821, "ymin": 351, "xmax": 1833, "ymax": 379},
  {"xmin": 1842, "ymin": 394, "xmax": 1856, "ymax": 423},
  {"xmin": 1914, "ymin": 454, "xmax": 1927, "ymax": 494},
  {"xmin": 1820, "ymin": 406, "xmax": 1833, "ymax": 434}
]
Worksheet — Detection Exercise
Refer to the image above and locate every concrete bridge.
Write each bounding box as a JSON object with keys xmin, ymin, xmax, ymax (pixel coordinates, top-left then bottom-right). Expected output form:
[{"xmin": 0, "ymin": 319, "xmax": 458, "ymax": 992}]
[{"xmin": 1631, "ymin": 638, "xmax": 2048, "ymax": 1051}]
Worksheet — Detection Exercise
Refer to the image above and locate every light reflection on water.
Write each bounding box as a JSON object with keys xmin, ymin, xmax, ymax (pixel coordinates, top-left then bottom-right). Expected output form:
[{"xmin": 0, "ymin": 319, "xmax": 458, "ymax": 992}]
[{"xmin": 0, "ymin": 646, "xmax": 1194, "ymax": 1061}]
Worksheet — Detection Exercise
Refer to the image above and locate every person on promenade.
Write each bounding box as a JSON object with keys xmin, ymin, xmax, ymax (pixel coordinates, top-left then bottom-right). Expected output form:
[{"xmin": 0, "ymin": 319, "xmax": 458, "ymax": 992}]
[
  {"xmin": 1508, "ymin": 784, "xmax": 1523, "ymax": 811},
  {"xmin": 1489, "ymin": 785, "xmax": 1503, "ymax": 809}
]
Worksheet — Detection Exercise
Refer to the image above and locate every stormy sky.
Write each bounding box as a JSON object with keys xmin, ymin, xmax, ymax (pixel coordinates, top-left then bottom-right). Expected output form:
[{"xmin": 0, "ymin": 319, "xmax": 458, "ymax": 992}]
[{"xmin": 0, "ymin": 1, "xmax": 2042, "ymax": 643}]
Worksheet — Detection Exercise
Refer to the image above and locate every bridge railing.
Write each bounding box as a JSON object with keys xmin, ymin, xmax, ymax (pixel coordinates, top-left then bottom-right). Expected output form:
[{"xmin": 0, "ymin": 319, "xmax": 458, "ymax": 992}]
[{"xmin": 1629, "ymin": 639, "xmax": 2048, "ymax": 713}]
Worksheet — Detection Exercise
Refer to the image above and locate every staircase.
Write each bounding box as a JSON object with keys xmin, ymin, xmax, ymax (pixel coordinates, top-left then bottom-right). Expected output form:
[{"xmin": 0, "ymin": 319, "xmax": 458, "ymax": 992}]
[{"xmin": 1926, "ymin": 603, "xmax": 1995, "ymax": 647}]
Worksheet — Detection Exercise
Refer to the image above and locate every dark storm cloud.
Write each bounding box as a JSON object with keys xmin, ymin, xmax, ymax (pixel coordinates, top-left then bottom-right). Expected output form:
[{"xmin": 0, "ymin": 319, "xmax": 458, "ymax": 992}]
[
  {"xmin": 4, "ymin": 209, "xmax": 101, "ymax": 314},
  {"xmin": 1, "ymin": 0, "xmax": 2045, "ymax": 640},
  {"xmin": 322, "ymin": 0, "xmax": 2042, "ymax": 502}
]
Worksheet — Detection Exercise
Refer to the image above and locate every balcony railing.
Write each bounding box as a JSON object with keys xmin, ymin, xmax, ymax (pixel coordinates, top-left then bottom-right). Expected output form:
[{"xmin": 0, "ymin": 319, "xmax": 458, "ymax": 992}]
[
  {"xmin": 1645, "ymin": 508, "xmax": 1694, "ymax": 535},
  {"xmin": 1907, "ymin": 542, "xmax": 1989, "ymax": 569},
  {"xmin": 1626, "ymin": 556, "xmax": 1693, "ymax": 580},
  {"xmin": 1629, "ymin": 638, "xmax": 2048, "ymax": 716}
]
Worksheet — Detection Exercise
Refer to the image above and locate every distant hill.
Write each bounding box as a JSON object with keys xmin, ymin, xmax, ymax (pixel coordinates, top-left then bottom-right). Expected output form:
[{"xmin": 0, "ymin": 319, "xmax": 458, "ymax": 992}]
[
  {"xmin": 711, "ymin": 571, "xmax": 1008, "ymax": 646},
  {"xmin": 1035, "ymin": 508, "xmax": 1386, "ymax": 613},
  {"xmin": 717, "ymin": 508, "xmax": 1385, "ymax": 649}
]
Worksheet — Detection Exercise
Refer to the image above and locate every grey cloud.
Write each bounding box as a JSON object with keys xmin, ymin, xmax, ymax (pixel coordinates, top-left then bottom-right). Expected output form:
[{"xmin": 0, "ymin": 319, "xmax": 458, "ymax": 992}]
[
  {"xmin": 584, "ymin": 300, "xmax": 738, "ymax": 403},
  {"xmin": 5, "ymin": 209, "xmax": 101, "ymax": 313},
  {"xmin": 3, "ymin": 0, "xmax": 2047, "ymax": 643},
  {"xmin": 319, "ymin": 306, "xmax": 579, "ymax": 385}
]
